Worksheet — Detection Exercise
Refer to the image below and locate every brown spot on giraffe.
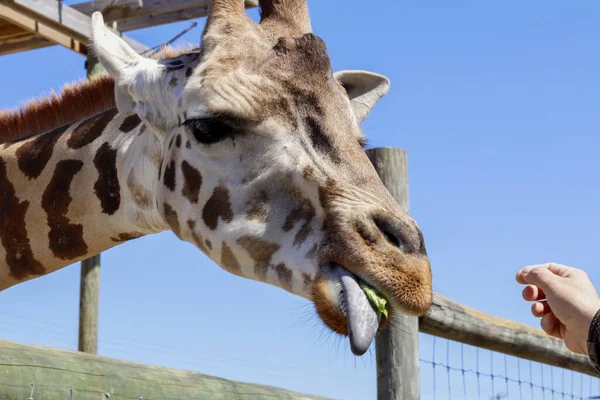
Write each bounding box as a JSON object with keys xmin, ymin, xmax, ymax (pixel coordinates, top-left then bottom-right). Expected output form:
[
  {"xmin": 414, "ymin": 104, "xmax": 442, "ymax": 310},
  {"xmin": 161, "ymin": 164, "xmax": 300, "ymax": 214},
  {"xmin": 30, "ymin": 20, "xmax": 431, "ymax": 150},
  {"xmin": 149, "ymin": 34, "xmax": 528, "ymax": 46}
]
[
  {"xmin": 246, "ymin": 191, "xmax": 269, "ymax": 223},
  {"xmin": 175, "ymin": 135, "xmax": 182, "ymax": 148},
  {"xmin": 275, "ymin": 263, "xmax": 293, "ymax": 291},
  {"xmin": 67, "ymin": 109, "xmax": 118, "ymax": 149},
  {"xmin": 164, "ymin": 203, "xmax": 181, "ymax": 238},
  {"xmin": 185, "ymin": 140, "xmax": 191, "ymax": 149},
  {"xmin": 236, "ymin": 236, "xmax": 280, "ymax": 281},
  {"xmin": 187, "ymin": 220, "xmax": 209, "ymax": 253},
  {"xmin": 306, "ymin": 243, "xmax": 319, "ymax": 260},
  {"xmin": 42, "ymin": 159, "xmax": 88, "ymax": 260},
  {"xmin": 94, "ymin": 142, "xmax": 121, "ymax": 215},
  {"xmin": 220, "ymin": 242, "xmax": 242, "ymax": 276},
  {"xmin": 181, "ymin": 161, "xmax": 202, "ymax": 204},
  {"xmin": 0, "ymin": 157, "xmax": 45, "ymax": 280},
  {"xmin": 202, "ymin": 186, "xmax": 233, "ymax": 230},
  {"xmin": 163, "ymin": 160, "xmax": 176, "ymax": 192},
  {"xmin": 119, "ymin": 113, "xmax": 142, "ymax": 133},
  {"xmin": 111, "ymin": 232, "xmax": 144, "ymax": 243},
  {"xmin": 16, "ymin": 124, "xmax": 69, "ymax": 179},
  {"xmin": 283, "ymin": 201, "xmax": 315, "ymax": 247},
  {"xmin": 205, "ymin": 239, "xmax": 213, "ymax": 250}
]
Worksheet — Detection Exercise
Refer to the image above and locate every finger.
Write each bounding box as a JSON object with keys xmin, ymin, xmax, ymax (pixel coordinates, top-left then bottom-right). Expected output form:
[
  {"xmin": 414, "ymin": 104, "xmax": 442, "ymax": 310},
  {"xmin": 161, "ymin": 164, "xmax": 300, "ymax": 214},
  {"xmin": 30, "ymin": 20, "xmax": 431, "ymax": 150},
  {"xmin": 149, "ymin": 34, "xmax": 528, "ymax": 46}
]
[
  {"xmin": 518, "ymin": 264, "xmax": 559, "ymax": 291},
  {"xmin": 544, "ymin": 263, "xmax": 573, "ymax": 278},
  {"xmin": 540, "ymin": 312, "xmax": 562, "ymax": 339},
  {"xmin": 522, "ymin": 285, "xmax": 546, "ymax": 301},
  {"xmin": 531, "ymin": 301, "xmax": 551, "ymax": 317}
]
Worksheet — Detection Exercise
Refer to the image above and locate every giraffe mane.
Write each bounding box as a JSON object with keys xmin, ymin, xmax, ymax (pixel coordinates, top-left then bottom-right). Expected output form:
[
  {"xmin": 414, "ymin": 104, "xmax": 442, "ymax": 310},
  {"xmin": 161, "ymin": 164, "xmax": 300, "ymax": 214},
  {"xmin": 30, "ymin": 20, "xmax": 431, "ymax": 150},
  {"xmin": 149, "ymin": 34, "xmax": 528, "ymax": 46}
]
[{"xmin": 0, "ymin": 44, "xmax": 197, "ymax": 144}]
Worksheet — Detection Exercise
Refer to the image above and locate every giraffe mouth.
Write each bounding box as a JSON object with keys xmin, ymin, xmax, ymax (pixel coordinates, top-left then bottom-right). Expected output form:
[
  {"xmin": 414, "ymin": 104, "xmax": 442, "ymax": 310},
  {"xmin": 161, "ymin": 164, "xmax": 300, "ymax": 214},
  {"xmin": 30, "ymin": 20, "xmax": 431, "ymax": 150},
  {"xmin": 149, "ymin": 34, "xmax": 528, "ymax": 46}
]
[{"xmin": 331, "ymin": 264, "xmax": 389, "ymax": 356}]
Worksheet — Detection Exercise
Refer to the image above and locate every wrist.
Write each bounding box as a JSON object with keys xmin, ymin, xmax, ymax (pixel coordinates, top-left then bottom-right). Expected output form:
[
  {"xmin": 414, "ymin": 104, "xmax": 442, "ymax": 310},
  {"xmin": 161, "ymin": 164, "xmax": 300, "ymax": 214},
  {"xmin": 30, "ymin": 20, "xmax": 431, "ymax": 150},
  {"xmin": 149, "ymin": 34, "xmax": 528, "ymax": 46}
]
[{"xmin": 588, "ymin": 308, "xmax": 600, "ymax": 368}]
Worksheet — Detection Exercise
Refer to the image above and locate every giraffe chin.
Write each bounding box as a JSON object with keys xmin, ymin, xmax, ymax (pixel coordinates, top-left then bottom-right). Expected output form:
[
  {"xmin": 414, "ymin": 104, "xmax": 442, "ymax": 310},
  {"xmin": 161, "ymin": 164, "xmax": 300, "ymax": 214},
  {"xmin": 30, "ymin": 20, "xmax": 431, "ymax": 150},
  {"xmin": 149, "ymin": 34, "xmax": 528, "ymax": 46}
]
[{"xmin": 312, "ymin": 264, "xmax": 389, "ymax": 356}]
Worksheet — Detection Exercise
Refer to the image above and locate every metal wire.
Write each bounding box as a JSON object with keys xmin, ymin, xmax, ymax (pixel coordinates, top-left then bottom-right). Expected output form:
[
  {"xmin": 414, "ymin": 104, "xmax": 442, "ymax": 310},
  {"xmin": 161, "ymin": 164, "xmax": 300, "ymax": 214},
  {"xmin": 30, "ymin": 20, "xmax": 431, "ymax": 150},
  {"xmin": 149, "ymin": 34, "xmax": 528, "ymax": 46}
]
[{"xmin": 420, "ymin": 337, "xmax": 600, "ymax": 400}]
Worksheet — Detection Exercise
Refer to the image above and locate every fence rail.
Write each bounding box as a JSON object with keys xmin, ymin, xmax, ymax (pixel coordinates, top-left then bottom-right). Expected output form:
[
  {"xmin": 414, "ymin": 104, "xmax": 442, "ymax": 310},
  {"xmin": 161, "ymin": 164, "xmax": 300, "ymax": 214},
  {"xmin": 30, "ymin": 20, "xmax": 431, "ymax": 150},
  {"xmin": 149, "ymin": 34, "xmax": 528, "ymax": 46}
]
[
  {"xmin": 0, "ymin": 339, "xmax": 330, "ymax": 400},
  {"xmin": 420, "ymin": 294, "xmax": 599, "ymax": 378}
]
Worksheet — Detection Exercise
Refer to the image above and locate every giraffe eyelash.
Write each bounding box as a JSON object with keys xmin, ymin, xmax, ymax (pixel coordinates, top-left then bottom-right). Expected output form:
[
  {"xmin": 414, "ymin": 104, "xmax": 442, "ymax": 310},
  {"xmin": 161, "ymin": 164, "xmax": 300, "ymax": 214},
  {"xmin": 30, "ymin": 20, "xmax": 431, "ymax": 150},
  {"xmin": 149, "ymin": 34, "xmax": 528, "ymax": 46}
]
[{"xmin": 183, "ymin": 118, "xmax": 238, "ymax": 145}]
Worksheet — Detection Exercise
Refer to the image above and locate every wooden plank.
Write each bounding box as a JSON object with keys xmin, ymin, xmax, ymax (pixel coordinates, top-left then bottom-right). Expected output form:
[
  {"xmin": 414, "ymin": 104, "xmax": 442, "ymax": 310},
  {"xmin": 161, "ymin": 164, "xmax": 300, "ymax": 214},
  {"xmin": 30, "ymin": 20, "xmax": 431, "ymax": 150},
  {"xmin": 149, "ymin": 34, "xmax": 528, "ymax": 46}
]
[
  {"xmin": 78, "ymin": 254, "xmax": 100, "ymax": 354},
  {"xmin": 1, "ymin": 0, "xmax": 148, "ymax": 53},
  {"xmin": 0, "ymin": 0, "xmax": 261, "ymax": 55},
  {"xmin": 0, "ymin": 34, "xmax": 49, "ymax": 55},
  {"xmin": 115, "ymin": 5, "xmax": 209, "ymax": 32},
  {"xmin": 72, "ymin": 0, "xmax": 209, "ymax": 23},
  {"xmin": 73, "ymin": 0, "xmax": 257, "ymax": 29},
  {"xmin": 0, "ymin": 339, "xmax": 331, "ymax": 400},
  {"xmin": 420, "ymin": 293, "xmax": 600, "ymax": 377},
  {"xmin": 0, "ymin": 2, "xmax": 87, "ymax": 54},
  {"xmin": 0, "ymin": 17, "xmax": 28, "ymax": 39},
  {"xmin": 367, "ymin": 147, "xmax": 420, "ymax": 400}
]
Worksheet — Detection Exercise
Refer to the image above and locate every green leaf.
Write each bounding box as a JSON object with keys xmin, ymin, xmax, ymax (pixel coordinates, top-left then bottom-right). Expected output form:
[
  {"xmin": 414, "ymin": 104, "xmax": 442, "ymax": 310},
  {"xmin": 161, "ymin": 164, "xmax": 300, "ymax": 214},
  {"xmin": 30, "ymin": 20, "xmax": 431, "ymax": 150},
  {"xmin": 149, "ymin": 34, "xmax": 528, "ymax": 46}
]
[{"xmin": 360, "ymin": 282, "xmax": 388, "ymax": 319}]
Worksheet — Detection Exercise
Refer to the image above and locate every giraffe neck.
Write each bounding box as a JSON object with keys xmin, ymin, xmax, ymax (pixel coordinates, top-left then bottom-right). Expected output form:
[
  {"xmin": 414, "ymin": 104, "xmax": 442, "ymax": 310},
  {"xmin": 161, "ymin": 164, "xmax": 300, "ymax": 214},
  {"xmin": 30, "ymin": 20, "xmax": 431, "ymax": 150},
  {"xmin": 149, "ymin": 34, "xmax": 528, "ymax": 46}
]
[{"xmin": 0, "ymin": 108, "xmax": 167, "ymax": 290}]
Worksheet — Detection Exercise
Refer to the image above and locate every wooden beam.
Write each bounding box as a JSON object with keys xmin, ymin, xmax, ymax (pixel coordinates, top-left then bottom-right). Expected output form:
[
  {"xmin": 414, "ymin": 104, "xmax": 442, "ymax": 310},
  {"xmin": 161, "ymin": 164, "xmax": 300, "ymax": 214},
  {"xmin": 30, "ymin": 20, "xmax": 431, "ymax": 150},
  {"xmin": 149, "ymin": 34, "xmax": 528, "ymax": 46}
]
[
  {"xmin": 0, "ymin": 34, "xmax": 50, "ymax": 55},
  {"xmin": 0, "ymin": 339, "xmax": 332, "ymax": 400},
  {"xmin": 0, "ymin": 0, "xmax": 260, "ymax": 55},
  {"xmin": 420, "ymin": 293, "xmax": 600, "ymax": 377},
  {"xmin": 73, "ymin": 0, "xmax": 258, "ymax": 31},
  {"xmin": 72, "ymin": 0, "xmax": 210, "ymax": 23},
  {"xmin": 78, "ymin": 255, "xmax": 100, "ymax": 354},
  {"xmin": 0, "ymin": 2, "xmax": 87, "ymax": 54},
  {"xmin": 114, "ymin": 5, "xmax": 209, "ymax": 32},
  {"xmin": 368, "ymin": 148, "xmax": 420, "ymax": 400},
  {"xmin": 0, "ymin": 17, "xmax": 28, "ymax": 39},
  {"xmin": 0, "ymin": 0, "xmax": 148, "ymax": 53}
]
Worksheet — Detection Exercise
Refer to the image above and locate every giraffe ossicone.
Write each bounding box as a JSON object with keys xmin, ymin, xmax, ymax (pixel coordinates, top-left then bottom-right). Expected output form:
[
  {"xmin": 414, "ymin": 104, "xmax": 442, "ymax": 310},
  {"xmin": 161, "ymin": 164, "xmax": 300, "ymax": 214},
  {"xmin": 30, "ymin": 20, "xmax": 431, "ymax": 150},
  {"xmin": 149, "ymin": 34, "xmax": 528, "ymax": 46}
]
[{"xmin": 0, "ymin": 0, "xmax": 432, "ymax": 356}]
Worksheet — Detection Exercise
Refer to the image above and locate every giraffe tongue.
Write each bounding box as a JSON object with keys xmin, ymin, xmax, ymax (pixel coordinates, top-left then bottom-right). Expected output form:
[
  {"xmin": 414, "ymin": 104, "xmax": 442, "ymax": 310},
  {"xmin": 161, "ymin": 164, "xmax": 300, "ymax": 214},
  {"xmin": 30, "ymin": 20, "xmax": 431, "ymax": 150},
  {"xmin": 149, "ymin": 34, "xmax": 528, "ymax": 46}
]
[{"xmin": 337, "ymin": 267, "xmax": 379, "ymax": 356}]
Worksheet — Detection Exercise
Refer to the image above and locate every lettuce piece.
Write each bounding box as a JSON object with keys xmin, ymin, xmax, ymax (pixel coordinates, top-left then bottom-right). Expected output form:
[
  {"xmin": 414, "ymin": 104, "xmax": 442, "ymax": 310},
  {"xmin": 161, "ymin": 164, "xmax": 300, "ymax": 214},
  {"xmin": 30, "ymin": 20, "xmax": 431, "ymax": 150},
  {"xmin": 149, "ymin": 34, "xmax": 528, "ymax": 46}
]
[{"xmin": 360, "ymin": 282, "xmax": 388, "ymax": 319}]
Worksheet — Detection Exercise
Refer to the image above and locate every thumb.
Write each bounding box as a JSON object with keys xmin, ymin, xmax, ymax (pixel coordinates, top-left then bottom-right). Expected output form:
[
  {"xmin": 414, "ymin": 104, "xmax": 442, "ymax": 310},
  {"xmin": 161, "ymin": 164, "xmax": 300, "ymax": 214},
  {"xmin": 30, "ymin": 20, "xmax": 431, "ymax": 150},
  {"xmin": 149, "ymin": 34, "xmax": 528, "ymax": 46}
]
[{"xmin": 518, "ymin": 264, "xmax": 560, "ymax": 292}]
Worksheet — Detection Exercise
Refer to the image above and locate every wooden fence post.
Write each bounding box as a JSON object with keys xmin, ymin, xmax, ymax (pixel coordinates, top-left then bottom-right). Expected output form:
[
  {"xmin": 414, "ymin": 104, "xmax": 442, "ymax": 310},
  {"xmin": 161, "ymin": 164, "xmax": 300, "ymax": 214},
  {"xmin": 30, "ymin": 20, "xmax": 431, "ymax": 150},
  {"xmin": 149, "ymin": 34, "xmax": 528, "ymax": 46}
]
[
  {"xmin": 78, "ymin": 52, "xmax": 104, "ymax": 354},
  {"xmin": 367, "ymin": 147, "xmax": 420, "ymax": 400}
]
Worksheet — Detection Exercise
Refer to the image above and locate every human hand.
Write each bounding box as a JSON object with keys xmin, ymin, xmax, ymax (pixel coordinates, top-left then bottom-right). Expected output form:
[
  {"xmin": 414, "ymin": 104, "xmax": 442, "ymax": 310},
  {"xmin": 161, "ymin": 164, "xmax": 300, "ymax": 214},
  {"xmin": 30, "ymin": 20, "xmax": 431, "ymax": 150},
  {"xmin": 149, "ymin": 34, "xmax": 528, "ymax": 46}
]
[{"xmin": 516, "ymin": 263, "xmax": 600, "ymax": 355}]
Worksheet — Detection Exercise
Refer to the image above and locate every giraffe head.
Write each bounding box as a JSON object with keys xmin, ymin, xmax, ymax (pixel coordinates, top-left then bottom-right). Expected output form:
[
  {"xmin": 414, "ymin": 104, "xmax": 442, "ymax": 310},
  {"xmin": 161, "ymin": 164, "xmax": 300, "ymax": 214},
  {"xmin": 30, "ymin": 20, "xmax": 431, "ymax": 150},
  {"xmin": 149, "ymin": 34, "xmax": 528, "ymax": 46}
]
[{"xmin": 91, "ymin": 0, "xmax": 432, "ymax": 355}]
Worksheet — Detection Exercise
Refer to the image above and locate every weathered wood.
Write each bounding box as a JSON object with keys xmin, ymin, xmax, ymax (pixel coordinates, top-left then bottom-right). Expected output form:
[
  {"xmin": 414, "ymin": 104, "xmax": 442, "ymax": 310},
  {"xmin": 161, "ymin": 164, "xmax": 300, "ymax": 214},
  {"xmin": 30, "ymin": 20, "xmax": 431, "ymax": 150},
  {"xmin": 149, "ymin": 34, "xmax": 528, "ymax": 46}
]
[
  {"xmin": 420, "ymin": 293, "xmax": 600, "ymax": 377},
  {"xmin": 78, "ymin": 255, "xmax": 100, "ymax": 354},
  {"xmin": 0, "ymin": 0, "xmax": 260, "ymax": 55},
  {"xmin": 0, "ymin": 339, "xmax": 331, "ymax": 399},
  {"xmin": 0, "ymin": 0, "xmax": 148, "ymax": 53},
  {"xmin": 367, "ymin": 147, "xmax": 419, "ymax": 400},
  {"xmin": 72, "ymin": 0, "xmax": 209, "ymax": 23},
  {"xmin": 0, "ymin": 34, "xmax": 49, "ymax": 55},
  {"xmin": 114, "ymin": 6, "xmax": 209, "ymax": 32},
  {"xmin": 0, "ymin": 2, "xmax": 88, "ymax": 54},
  {"xmin": 0, "ymin": 18, "xmax": 28, "ymax": 39}
]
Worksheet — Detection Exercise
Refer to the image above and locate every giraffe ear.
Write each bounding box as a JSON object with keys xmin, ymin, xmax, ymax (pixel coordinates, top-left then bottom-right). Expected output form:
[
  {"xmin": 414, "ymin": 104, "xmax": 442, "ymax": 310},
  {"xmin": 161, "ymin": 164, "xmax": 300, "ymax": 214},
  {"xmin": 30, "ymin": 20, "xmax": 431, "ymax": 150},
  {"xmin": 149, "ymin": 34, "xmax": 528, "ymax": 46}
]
[
  {"xmin": 90, "ymin": 12, "xmax": 144, "ymax": 77},
  {"xmin": 334, "ymin": 70, "xmax": 391, "ymax": 124},
  {"xmin": 91, "ymin": 12, "xmax": 158, "ymax": 115}
]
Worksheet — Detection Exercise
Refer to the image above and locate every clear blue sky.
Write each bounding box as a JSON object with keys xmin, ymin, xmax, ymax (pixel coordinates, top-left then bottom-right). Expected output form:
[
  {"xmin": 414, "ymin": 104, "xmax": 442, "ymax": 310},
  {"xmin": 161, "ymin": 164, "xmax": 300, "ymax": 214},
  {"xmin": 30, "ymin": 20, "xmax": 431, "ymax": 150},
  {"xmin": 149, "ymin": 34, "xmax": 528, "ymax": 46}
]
[{"xmin": 0, "ymin": 2, "xmax": 599, "ymax": 399}]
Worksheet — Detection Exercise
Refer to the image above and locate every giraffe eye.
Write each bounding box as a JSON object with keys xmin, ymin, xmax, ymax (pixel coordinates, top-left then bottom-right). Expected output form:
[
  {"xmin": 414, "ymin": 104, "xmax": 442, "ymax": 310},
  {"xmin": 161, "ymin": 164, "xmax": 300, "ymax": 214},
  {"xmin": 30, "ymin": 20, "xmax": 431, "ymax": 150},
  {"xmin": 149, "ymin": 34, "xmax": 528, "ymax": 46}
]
[{"xmin": 183, "ymin": 118, "xmax": 233, "ymax": 145}]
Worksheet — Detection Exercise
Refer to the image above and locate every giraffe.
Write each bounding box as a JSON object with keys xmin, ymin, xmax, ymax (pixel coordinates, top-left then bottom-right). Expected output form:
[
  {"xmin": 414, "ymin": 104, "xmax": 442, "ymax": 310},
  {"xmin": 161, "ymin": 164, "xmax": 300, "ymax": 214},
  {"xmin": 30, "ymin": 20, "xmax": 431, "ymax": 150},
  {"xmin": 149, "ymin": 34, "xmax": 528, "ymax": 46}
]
[{"xmin": 0, "ymin": 0, "xmax": 432, "ymax": 356}]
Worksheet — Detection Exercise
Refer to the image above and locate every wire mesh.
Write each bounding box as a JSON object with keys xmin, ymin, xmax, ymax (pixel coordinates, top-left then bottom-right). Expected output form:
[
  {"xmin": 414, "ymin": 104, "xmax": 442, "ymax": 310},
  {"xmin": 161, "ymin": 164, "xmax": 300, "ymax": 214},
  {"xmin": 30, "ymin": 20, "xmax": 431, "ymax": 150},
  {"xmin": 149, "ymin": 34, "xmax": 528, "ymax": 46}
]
[{"xmin": 419, "ymin": 333, "xmax": 600, "ymax": 400}]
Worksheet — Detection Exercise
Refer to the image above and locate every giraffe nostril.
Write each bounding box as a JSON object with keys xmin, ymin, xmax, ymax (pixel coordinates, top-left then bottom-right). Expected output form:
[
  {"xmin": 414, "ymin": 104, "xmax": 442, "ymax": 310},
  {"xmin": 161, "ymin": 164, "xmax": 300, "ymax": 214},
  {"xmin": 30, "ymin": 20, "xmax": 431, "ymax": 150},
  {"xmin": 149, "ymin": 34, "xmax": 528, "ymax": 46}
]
[
  {"xmin": 382, "ymin": 229, "xmax": 402, "ymax": 249},
  {"xmin": 373, "ymin": 217, "xmax": 407, "ymax": 251}
]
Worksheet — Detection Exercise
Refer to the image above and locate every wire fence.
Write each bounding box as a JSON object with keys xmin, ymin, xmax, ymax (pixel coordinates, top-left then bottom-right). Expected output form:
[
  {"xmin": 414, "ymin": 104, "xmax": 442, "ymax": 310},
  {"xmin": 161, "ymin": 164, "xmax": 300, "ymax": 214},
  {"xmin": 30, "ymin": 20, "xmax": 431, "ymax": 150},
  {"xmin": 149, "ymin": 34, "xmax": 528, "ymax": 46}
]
[{"xmin": 418, "ymin": 333, "xmax": 600, "ymax": 400}]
